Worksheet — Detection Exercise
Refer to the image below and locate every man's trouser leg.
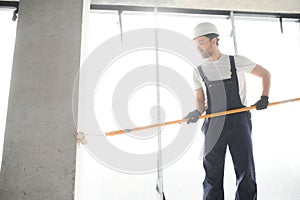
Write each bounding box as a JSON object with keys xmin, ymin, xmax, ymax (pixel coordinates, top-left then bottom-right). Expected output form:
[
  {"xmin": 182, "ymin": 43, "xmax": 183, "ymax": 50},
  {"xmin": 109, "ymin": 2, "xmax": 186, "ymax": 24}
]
[
  {"xmin": 228, "ymin": 112, "xmax": 257, "ymax": 200},
  {"xmin": 203, "ymin": 125, "xmax": 227, "ymax": 200}
]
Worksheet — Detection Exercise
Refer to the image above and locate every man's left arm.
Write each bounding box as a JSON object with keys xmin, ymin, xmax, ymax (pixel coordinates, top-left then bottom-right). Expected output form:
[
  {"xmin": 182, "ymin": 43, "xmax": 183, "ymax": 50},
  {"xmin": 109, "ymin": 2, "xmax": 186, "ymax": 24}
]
[{"xmin": 251, "ymin": 64, "xmax": 271, "ymax": 110}]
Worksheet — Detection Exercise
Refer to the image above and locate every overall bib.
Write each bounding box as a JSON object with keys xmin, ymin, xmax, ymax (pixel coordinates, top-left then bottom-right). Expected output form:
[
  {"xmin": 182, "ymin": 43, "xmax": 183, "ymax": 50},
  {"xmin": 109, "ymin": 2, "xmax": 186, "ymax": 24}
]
[{"xmin": 198, "ymin": 56, "xmax": 257, "ymax": 200}]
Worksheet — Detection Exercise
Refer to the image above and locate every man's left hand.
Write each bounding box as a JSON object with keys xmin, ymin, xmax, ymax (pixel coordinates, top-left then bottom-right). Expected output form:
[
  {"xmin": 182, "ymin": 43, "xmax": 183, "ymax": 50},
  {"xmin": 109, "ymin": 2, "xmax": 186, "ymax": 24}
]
[{"xmin": 253, "ymin": 96, "xmax": 269, "ymax": 110}]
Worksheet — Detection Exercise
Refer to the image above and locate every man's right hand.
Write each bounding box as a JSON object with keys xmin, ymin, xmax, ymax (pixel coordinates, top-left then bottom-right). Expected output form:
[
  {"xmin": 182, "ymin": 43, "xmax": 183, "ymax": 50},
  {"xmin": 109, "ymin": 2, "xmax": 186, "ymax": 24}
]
[{"xmin": 184, "ymin": 110, "xmax": 201, "ymax": 124}]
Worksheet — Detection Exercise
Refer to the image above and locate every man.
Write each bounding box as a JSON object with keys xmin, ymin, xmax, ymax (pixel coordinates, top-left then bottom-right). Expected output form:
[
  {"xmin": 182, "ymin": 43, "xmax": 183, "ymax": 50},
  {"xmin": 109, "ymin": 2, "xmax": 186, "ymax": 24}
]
[{"xmin": 185, "ymin": 22, "xmax": 271, "ymax": 200}]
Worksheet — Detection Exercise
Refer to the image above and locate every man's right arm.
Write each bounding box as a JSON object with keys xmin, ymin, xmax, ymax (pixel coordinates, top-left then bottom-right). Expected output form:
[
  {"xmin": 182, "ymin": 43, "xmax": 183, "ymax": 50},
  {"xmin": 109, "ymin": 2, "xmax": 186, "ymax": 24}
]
[{"xmin": 195, "ymin": 88, "xmax": 206, "ymax": 114}]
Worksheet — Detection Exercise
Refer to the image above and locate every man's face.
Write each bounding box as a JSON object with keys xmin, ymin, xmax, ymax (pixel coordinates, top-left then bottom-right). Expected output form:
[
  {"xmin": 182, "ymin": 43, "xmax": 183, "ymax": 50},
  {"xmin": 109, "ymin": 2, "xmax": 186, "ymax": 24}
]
[{"xmin": 193, "ymin": 36, "xmax": 212, "ymax": 59}]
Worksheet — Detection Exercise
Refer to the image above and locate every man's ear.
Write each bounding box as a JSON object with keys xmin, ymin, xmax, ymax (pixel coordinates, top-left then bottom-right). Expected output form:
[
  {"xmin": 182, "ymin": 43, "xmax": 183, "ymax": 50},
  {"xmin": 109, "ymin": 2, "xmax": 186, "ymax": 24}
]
[{"xmin": 211, "ymin": 37, "xmax": 218, "ymax": 45}]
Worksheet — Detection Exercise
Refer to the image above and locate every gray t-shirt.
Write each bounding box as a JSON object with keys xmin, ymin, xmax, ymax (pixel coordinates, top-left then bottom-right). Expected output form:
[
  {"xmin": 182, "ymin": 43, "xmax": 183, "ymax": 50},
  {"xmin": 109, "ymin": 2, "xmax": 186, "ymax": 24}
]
[{"xmin": 193, "ymin": 54, "xmax": 256, "ymax": 106}]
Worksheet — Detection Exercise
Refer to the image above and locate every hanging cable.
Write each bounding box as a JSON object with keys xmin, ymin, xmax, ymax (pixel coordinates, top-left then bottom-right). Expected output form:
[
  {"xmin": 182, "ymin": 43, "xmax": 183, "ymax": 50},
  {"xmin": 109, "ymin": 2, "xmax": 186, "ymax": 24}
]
[
  {"xmin": 154, "ymin": 7, "xmax": 166, "ymax": 200},
  {"xmin": 230, "ymin": 11, "xmax": 238, "ymax": 54},
  {"xmin": 279, "ymin": 17, "xmax": 284, "ymax": 34},
  {"xmin": 12, "ymin": 8, "xmax": 18, "ymax": 21},
  {"xmin": 118, "ymin": 10, "xmax": 123, "ymax": 43},
  {"xmin": 298, "ymin": 19, "xmax": 300, "ymax": 37}
]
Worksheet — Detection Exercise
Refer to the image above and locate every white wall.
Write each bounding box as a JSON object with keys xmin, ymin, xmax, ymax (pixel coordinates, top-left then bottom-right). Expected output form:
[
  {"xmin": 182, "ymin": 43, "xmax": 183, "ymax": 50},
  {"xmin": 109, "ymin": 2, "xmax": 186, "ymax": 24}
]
[
  {"xmin": 0, "ymin": 9, "xmax": 17, "ymax": 171},
  {"xmin": 75, "ymin": 10, "xmax": 300, "ymax": 200}
]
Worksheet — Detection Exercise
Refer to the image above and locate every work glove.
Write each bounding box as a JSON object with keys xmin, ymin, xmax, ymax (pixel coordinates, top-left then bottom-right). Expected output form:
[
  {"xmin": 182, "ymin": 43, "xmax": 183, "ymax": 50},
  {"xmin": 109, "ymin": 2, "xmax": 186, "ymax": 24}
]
[
  {"xmin": 253, "ymin": 96, "xmax": 269, "ymax": 110},
  {"xmin": 184, "ymin": 109, "xmax": 201, "ymax": 124}
]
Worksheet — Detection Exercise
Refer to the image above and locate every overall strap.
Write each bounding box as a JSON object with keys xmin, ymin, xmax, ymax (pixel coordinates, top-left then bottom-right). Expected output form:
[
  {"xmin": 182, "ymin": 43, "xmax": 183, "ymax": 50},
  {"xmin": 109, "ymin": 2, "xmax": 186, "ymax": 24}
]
[
  {"xmin": 197, "ymin": 65, "xmax": 209, "ymax": 84},
  {"xmin": 228, "ymin": 55, "xmax": 245, "ymax": 108},
  {"xmin": 229, "ymin": 55, "xmax": 237, "ymax": 78}
]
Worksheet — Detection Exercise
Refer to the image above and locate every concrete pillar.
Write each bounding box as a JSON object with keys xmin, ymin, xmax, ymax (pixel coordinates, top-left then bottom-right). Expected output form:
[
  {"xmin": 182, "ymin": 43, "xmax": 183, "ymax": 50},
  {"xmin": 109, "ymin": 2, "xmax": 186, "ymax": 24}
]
[{"xmin": 0, "ymin": 0, "xmax": 86, "ymax": 199}]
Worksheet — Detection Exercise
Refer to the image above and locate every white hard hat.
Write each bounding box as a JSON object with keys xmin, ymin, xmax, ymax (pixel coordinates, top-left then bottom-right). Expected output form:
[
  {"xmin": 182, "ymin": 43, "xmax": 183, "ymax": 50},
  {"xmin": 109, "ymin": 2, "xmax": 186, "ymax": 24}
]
[{"xmin": 193, "ymin": 22, "xmax": 219, "ymax": 39}]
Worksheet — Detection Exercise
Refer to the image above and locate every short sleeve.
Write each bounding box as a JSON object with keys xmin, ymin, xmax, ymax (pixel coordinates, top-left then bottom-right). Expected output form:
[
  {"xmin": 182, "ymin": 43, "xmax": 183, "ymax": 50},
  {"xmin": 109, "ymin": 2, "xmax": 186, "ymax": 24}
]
[
  {"xmin": 234, "ymin": 55, "xmax": 256, "ymax": 73},
  {"xmin": 193, "ymin": 68, "xmax": 204, "ymax": 90}
]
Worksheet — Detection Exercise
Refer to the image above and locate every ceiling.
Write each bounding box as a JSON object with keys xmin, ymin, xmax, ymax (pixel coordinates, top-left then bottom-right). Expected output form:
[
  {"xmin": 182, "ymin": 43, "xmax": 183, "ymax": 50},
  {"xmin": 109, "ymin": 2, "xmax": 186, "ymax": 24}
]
[
  {"xmin": 90, "ymin": 0, "xmax": 300, "ymax": 14},
  {"xmin": 1, "ymin": 0, "xmax": 300, "ymax": 15}
]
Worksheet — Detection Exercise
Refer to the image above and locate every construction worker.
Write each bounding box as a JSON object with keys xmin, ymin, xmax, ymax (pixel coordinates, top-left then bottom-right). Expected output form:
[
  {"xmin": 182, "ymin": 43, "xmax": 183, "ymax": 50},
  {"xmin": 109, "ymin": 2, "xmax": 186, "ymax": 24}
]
[{"xmin": 184, "ymin": 22, "xmax": 271, "ymax": 200}]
